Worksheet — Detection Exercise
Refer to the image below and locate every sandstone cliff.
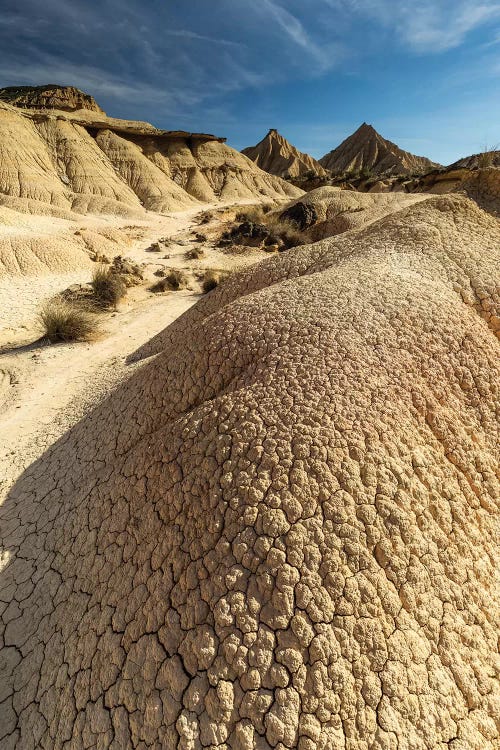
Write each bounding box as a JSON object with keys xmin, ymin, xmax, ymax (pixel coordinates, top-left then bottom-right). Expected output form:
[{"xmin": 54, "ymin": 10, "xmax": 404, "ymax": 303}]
[
  {"xmin": 242, "ymin": 129, "xmax": 328, "ymax": 178},
  {"xmin": 320, "ymin": 122, "xmax": 439, "ymax": 176}
]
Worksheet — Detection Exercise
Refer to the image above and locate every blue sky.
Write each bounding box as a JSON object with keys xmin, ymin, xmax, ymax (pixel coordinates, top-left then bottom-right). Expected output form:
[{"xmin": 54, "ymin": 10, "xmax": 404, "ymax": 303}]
[{"xmin": 1, "ymin": 0, "xmax": 500, "ymax": 164}]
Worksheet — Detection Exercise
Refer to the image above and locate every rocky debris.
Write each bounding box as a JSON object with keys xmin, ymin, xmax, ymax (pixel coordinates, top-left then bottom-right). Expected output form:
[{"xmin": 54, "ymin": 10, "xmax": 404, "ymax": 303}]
[
  {"xmin": 110, "ymin": 255, "xmax": 143, "ymax": 286},
  {"xmin": 319, "ymin": 122, "xmax": 440, "ymax": 176},
  {"xmin": 1, "ymin": 192, "xmax": 499, "ymax": 748},
  {"xmin": 243, "ymin": 128, "xmax": 328, "ymax": 179},
  {"xmin": 147, "ymin": 242, "xmax": 163, "ymax": 252},
  {"xmin": 0, "ymin": 84, "xmax": 104, "ymax": 113}
]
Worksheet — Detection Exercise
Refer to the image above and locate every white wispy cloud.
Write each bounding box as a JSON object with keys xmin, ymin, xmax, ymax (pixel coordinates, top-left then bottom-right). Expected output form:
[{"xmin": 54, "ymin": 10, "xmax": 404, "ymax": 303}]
[
  {"xmin": 164, "ymin": 30, "xmax": 243, "ymax": 48},
  {"xmin": 322, "ymin": 0, "xmax": 500, "ymax": 52},
  {"xmin": 255, "ymin": 0, "xmax": 340, "ymax": 72}
]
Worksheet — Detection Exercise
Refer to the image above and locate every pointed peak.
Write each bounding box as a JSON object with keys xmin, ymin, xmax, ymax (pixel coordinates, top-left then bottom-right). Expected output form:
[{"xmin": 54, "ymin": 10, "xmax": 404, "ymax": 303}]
[{"xmin": 355, "ymin": 122, "xmax": 377, "ymax": 135}]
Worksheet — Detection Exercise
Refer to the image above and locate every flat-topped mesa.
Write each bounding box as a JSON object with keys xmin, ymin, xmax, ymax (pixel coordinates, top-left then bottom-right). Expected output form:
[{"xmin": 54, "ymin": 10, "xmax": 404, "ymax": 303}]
[
  {"xmin": 0, "ymin": 84, "xmax": 105, "ymax": 113},
  {"xmin": 242, "ymin": 128, "xmax": 328, "ymax": 178},
  {"xmin": 320, "ymin": 122, "xmax": 440, "ymax": 176}
]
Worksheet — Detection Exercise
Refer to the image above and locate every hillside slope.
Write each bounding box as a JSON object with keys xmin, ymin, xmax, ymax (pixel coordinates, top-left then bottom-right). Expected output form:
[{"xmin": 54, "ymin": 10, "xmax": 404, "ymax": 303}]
[
  {"xmin": 0, "ymin": 86, "xmax": 301, "ymax": 220},
  {"xmin": 243, "ymin": 128, "xmax": 328, "ymax": 178},
  {"xmin": 320, "ymin": 122, "xmax": 439, "ymax": 175},
  {"xmin": 1, "ymin": 192, "xmax": 498, "ymax": 748}
]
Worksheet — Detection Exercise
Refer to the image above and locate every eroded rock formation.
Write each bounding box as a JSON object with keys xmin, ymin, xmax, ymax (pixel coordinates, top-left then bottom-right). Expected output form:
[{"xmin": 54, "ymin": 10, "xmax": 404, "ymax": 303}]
[
  {"xmin": 0, "ymin": 93, "xmax": 301, "ymax": 220},
  {"xmin": 1, "ymin": 192, "xmax": 499, "ymax": 748},
  {"xmin": 280, "ymin": 186, "xmax": 427, "ymax": 239},
  {"xmin": 319, "ymin": 123, "xmax": 440, "ymax": 176},
  {"xmin": 0, "ymin": 85, "xmax": 104, "ymax": 114},
  {"xmin": 242, "ymin": 129, "xmax": 328, "ymax": 179}
]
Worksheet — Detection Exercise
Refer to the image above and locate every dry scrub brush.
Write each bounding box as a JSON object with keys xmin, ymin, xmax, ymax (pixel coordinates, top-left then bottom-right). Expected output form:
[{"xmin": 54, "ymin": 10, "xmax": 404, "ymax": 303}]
[
  {"xmin": 91, "ymin": 265, "xmax": 127, "ymax": 307},
  {"xmin": 150, "ymin": 269, "xmax": 188, "ymax": 293},
  {"xmin": 235, "ymin": 203, "xmax": 273, "ymax": 223},
  {"xmin": 39, "ymin": 299, "xmax": 99, "ymax": 343},
  {"xmin": 265, "ymin": 215, "xmax": 307, "ymax": 248},
  {"xmin": 185, "ymin": 246, "xmax": 205, "ymax": 260}
]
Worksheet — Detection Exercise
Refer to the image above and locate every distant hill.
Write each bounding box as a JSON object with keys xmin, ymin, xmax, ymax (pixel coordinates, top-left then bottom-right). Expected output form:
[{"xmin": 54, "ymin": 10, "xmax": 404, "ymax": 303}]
[
  {"xmin": 242, "ymin": 128, "xmax": 328, "ymax": 178},
  {"xmin": 319, "ymin": 122, "xmax": 440, "ymax": 175},
  {"xmin": 0, "ymin": 84, "xmax": 105, "ymax": 113},
  {"xmin": 447, "ymin": 151, "xmax": 500, "ymax": 170}
]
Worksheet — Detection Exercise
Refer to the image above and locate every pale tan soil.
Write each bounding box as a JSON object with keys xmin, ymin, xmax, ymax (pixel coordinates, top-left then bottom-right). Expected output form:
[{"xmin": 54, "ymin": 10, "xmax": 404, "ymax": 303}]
[
  {"xmin": 0, "ymin": 200, "xmax": 277, "ymax": 497},
  {"xmin": 0, "ymin": 192, "xmax": 498, "ymax": 748}
]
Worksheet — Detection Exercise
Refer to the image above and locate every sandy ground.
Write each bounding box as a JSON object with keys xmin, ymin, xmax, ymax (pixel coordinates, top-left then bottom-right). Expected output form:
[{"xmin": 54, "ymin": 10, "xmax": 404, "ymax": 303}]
[{"xmin": 0, "ymin": 200, "xmax": 274, "ymax": 497}]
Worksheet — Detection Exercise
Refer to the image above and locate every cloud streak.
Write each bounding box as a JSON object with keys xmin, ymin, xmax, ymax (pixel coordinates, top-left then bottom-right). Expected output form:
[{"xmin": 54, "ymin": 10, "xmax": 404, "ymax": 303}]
[{"xmin": 322, "ymin": 0, "xmax": 500, "ymax": 52}]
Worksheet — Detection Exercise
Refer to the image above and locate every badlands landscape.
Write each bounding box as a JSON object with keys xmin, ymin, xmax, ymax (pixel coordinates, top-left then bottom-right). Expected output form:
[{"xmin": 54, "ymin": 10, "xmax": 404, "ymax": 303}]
[{"xmin": 0, "ymin": 85, "xmax": 499, "ymax": 750}]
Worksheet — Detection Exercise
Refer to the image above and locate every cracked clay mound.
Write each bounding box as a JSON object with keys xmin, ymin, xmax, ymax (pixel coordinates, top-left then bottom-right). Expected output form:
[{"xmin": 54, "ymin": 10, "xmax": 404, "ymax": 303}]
[
  {"xmin": 279, "ymin": 186, "xmax": 428, "ymax": 240},
  {"xmin": 1, "ymin": 193, "xmax": 499, "ymax": 749}
]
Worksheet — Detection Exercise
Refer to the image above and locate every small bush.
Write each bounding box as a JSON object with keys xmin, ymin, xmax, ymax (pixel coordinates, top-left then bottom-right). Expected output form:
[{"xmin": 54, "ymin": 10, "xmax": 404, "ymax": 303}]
[
  {"xmin": 39, "ymin": 299, "xmax": 99, "ymax": 343},
  {"xmin": 91, "ymin": 265, "xmax": 127, "ymax": 307},
  {"xmin": 478, "ymin": 151, "xmax": 494, "ymax": 168},
  {"xmin": 150, "ymin": 269, "xmax": 188, "ymax": 292},
  {"xmin": 202, "ymin": 271, "xmax": 220, "ymax": 293},
  {"xmin": 186, "ymin": 246, "xmax": 205, "ymax": 260},
  {"xmin": 265, "ymin": 216, "xmax": 305, "ymax": 249},
  {"xmin": 235, "ymin": 205, "xmax": 267, "ymax": 224}
]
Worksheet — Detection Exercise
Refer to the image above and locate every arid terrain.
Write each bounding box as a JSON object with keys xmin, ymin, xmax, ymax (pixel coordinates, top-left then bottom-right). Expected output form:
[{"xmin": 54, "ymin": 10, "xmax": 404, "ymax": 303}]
[{"xmin": 0, "ymin": 86, "xmax": 499, "ymax": 749}]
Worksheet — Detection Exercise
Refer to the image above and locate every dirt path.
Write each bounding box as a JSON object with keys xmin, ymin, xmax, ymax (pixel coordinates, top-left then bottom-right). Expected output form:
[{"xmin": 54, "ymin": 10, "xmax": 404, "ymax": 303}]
[
  {"xmin": 0, "ymin": 200, "xmax": 270, "ymax": 497},
  {"xmin": 0, "ymin": 290, "xmax": 197, "ymax": 493}
]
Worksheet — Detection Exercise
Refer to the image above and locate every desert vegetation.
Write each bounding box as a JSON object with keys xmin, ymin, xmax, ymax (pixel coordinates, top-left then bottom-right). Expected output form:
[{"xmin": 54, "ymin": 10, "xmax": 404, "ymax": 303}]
[
  {"xmin": 91, "ymin": 264, "xmax": 128, "ymax": 307},
  {"xmin": 39, "ymin": 298, "xmax": 99, "ymax": 343},
  {"xmin": 222, "ymin": 204, "xmax": 308, "ymax": 251},
  {"xmin": 150, "ymin": 269, "xmax": 188, "ymax": 292}
]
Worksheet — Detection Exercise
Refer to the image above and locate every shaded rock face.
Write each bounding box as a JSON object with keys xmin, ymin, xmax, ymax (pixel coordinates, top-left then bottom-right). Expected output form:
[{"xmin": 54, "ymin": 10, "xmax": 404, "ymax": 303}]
[
  {"xmin": 242, "ymin": 129, "xmax": 328, "ymax": 178},
  {"xmin": 280, "ymin": 201, "xmax": 318, "ymax": 230},
  {"xmin": 0, "ymin": 84, "xmax": 104, "ymax": 113},
  {"xmin": 319, "ymin": 122, "xmax": 440, "ymax": 176},
  {"xmin": 1, "ymin": 194, "xmax": 499, "ymax": 749}
]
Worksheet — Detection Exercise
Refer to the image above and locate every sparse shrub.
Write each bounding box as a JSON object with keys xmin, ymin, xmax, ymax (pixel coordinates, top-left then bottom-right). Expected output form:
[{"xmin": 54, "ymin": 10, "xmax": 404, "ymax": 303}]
[
  {"xmin": 265, "ymin": 215, "xmax": 306, "ymax": 249},
  {"xmin": 154, "ymin": 268, "xmax": 166, "ymax": 277},
  {"xmin": 91, "ymin": 265, "xmax": 127, "ymax": 307},
  {"xmin": 150, "ymin": 269, "xmax": 188, "ymax": 292},
  {"xmin": 478, "ymin": 151, "xmax": 494, "ymax": 168},
  {"xmin": 39, "ymin": 299, "xmax": 98, "ymax": 343},
  {"xmin": 186, "ymin": 246, "xmax": 205, "ymax": 260},
  {"xmin": 235, "ymin": 205, "xmax": 267, "ymax": 224},
  {"xmin": 202, "ymin": 271, "xmax": 220, "ymax": 293}
]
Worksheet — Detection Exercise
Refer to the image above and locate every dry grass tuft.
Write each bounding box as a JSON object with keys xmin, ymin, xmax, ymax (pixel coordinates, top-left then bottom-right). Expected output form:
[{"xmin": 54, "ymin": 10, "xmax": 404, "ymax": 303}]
[
  {"xmin": 265, "ymin": 215, "xmax": 306, "ymax": 249},
  {"xmin": 150, "ymin": 269, "xmax": 188, "ymax": 293},
  {"xmin": 39, "ymin": 299, "xmax": 99, "ymax": 343},
  {"xmin": 202, "ymin": 271, "xmax": 220, "ymax": 293},
  {"xmin": 186, "ymin": 246, "xmax": 205, "ymax": 260},
  {"xmin": 91, "ymin": 265, "xmax": 127, "ymax": 307}
]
